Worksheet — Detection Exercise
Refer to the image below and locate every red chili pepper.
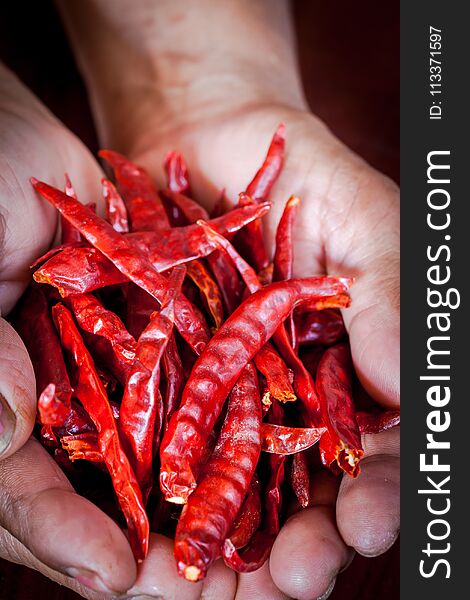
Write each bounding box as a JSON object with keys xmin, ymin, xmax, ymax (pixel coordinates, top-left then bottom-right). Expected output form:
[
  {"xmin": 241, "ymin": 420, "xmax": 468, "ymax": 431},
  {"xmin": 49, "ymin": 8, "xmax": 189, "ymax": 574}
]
[
  {"xmin": 174, "ymin": 363, "xmax": 262, "ymax": 581},
  {"xmin": 290, "ymin": 451, "xmax": 310, "ymax": 508},
  {"xmin": 61, "ymin": 174, "xmax": 82, "ymax": 244},
  {"xmin": 294, "ymin": 308, "xmax": 346, "ymax": 346},
  {"xmin": 273, "ymin": 195, "xmax": 299, "ymax": 282},
  {"xmin": 162, "ymin": 333, "xmax": 185, "ymax": 432},
  {"xmin": 222, "ymin": 531, "xmax": 276, "ymax": 573},
  {"xmin": 102, "ymin": 178, "xmax": 129, "ymax": 233},
  {"xmin": 14, "ymin": 285, "xmax": 71, "ymax": 425},
  {"xmin": 53, "ymin": 303, "xmax": 149, "ymax": 561},
  {"xmin": 253, "ymin": 343, "xmax": 296, "ymax": 404},
  {"xmin": 261, "ymin": 423, "xmax": 326, "ymax": 455},
  {"xmin": 119, "ymin": 267, "xmax": 185, "ymax": 503},
  {"xmin": 317, "ymin": 343, "xmax": 364, "ymax": 477},
  {"xmin": 206, "ymin": 250, "xmax": 242, "ymax": 315},
  {"xmin": 186, "ymin": 260, "xmax": 224, "ymax": 329},
  {"xmin": 61, "ymin": 432, "xmax": 101, "ymax": 463},
  {"xmin": 160, "ymin": 189, "xmax": 208, "ymax": 224},
  {"xmin": 356, "ymin": 410, "xmax": 400, "ymax": 434},
  {"xmin": 66, "ymin": 293, "xmax": 136, "ymax": 384},
  {"xmin": 226, "ymin": 476, "xmax": 262, "ymax": 549},
  {"xmin": 160, "ymin": 276, "xmax": 352, "ymax": 504},
  {"xmin": 164, "ymin": 151, "xmax": 191, "ymax": 195},
  {"xmin": 31, "ymin": 179, "xmax": 209, "ymax": 355},
  {"xmin": 235, "ymin": 125, "xmax": 286, "ymax": 270},
  {"xmin": 99, "ymin": 150, "xmax": 170, "ymax": 232}
]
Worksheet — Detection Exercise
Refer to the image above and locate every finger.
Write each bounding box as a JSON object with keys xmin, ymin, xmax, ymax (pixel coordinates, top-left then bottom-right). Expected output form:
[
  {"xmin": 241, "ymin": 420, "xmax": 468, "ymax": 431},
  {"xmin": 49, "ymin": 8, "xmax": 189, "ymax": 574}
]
[
  {"xmin": 125, "ymin": 534, "xmax": 202, "ymax": 600},
  {"xmin": 336, "ymin": 428, "xmax": 400, "ymax": 557},
  {"xmin": 235, "ymin": 562, "xmax": 290, "ymax": 600},
  {"xmin": 201, "ymin": 558, "xmax": 237, "ymax": 600},
  {"xmin": 0, "ymin": 526, "xmax": 108, "ymax": 600},
  {"xmin": 269, "ymin": 471, "xmax": 353, "ymax": 600},
  {"xmin": 0, "ymin": 317, "xmax": 36, "ymax": 459},
  {"xmin": 0, "ymin": 437, "xmax": 136, "ymax": 594},
  {"xmin": 326, "ymin": 172, "xmax": 400, "ymax": 408}
]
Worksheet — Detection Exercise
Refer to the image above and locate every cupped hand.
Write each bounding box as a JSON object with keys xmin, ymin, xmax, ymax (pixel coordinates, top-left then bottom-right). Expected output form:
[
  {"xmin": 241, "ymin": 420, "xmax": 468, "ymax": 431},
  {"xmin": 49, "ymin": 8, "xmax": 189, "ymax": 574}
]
[
  {"xmin": 126, "ymin": 104, "xmax": 400, "ymax": 600},
  {"xmin": 0, "ymin": 65, "xmax": 240, "ymax": 600}
]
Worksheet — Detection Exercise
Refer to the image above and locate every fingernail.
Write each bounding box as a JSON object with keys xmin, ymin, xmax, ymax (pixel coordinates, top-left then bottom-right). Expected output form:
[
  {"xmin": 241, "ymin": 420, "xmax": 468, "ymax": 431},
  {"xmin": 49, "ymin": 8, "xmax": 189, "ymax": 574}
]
[
  {"xmin": 66, "ymin": 567, "xmax": 118, "ymax": 594},
  {"xmin": 316, "ymin": 577, "xmax": 336, "ymax": 600},
  {"xmin": 0, "ymin": 393, "xmax": 15, "ymax": 455},
  {"xmin": 126, "ymin": 596, "xmax": 164, "ymax": 600}
]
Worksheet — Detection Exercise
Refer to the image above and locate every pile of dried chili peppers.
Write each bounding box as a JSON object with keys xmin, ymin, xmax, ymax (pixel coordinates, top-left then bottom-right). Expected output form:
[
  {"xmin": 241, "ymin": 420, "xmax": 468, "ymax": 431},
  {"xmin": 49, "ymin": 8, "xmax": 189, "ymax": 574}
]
[{"xmin": 13, "ymin": 125, "xmax": 399, "ymax": 582}]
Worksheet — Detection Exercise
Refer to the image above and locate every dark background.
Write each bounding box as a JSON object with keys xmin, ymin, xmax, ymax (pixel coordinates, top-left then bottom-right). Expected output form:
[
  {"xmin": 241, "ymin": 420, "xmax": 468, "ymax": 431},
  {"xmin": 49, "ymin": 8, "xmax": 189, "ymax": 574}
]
[{"xmin": 0, "ymin": 1, "xmax": 399, "ymax": 598}]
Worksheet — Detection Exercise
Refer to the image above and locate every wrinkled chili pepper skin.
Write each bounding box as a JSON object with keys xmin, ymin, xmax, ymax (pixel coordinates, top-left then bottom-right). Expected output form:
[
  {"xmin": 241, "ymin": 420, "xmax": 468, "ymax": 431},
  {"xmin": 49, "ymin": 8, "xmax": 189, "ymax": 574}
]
[
  {"xmin": 253, "ymin": 343, "xmax": 296, "ymax": 404},
  {"xmin": 162, "ymin": 333, "xmax": 185, "ymax": 432},
  {"xmin": 273, "ymin": 195, "xmax": 299, "ymax": 283},
  {"xmin": 235, "ymin": 125, "xmax": 286, "ymax": 271},
  {"xmin": 186, "ymin": 260, "xmax": 224, "ymax": 329},
  {"xmin": 356, "ymin": 410, "xmax": 400, "ymax": 434},
  {"xmin": 227, "ymin": 476, "xmax": 262, "ymax": 549},
  {"xmin": 222, "ymin": 531, "xmax": 276, "ymax": 573},
  {"xmin": 99, "ymin": 150, "xmax": 170, "ymax": 232},
  {"xmin": 164, "ymin": 151, "xmax": 191, "ymax": 195},
  {"xmin": 103, "ymin": 178, "xmax": 129, "ymax": 233},
  {"xmin": 294, "ymin": 308, "xmax": 346, "ymax": 346},
  {"xmin": 160, "ymin": 276, "xmax": 352, "ymax": 503},
  {"xmin": 120, "ymin": 267, "xmax": 184, "ymax": 503},
  {"xmin": 317, "ymin": 343, "xmax": 364, "ymax": 477},
  {"xmin": 31, "ymin": 179, "xmax": 209, "ymax": 354},
  {"xmin": 174, "ymin": 363, "xmax": 262, "ymax": 581},
  {"xmin": 261, "ymin": 423, "xmax": 326, "ymax": 455},
  {"xmin": 52, "ymin": 303, "xmax": 149, "ymax": 561},
  {"xmin": 291, "ymin": 451, "xmax": 310, "ymax": 508},
  {"xmin": 14, "ymin": 285, "xmax": 71, "ymax": 425},
  {"xmin": 66, "ymin": 293, "xmax": 136, "ymax": 384}
]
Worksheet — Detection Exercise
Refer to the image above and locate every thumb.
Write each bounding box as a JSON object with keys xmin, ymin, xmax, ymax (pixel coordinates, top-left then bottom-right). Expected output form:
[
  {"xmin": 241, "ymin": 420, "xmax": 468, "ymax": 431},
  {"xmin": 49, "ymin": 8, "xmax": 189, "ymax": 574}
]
[{"xmin": 0, "ymin": 316, "xmax": 36, "ymax": 459}]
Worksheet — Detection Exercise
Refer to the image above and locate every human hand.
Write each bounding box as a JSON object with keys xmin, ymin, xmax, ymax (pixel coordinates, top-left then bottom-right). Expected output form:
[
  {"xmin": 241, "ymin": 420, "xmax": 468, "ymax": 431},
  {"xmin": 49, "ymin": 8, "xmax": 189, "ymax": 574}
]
[{"xmin": 0, "ymin": 64, "xmax": 241, "ymax": 600}]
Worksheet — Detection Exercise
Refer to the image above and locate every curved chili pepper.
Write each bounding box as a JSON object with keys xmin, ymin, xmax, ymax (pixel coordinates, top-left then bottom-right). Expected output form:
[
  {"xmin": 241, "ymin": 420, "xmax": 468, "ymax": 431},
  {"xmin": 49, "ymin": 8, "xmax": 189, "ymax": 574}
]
[
  {"xmin": 164, "ymin": 151, "xmax": 191, "ymax": 195},
  {"xmin": 160, "ymin": 276, "xmax": 352, "ymax": 503},
  {"xmin": 206, "ymin": 250, "xmax": 242, "ymax": 315},
  {"xmin": 120, "ymin": 267, "xmax": 185, "ymax": 503},
  {"xmin": 291, "ymin": 451, "xmax": 310, "ymax": 508},
  {"xmin": 31, "ymin": 179, "xmax": 209, "ymax": 354},
  {"xmin": 253, "ymin": 343, "xmax": 296, "ymax": 404},
  {"xmin": 227, "ymin": 476, "xmax": 262, "ymax": 549},
  {"xmin": 53, "ymin": 303, "xmax": 149, "ymax": 561},
  {"xmin": 222, "ymin": 531, "xmax": 276, "ymax": 573},
  {"xmin": 273, "ymin": 195, "xmax": 299, "ymax": 282},
  {"xmin": 261, "ymin": 423, "xmax": 326, "ymax": 455},
  {"xmin": 174, "ymin": 363, "xmax": 262, "ymax": 581},
  {"xmin": 356, "ymin": 409, "xmax": 400, "ymax": 434},
  {"xmin": 99, "ymin": 150, "xmax": 170, "ymax": 232},
  {"xmin": 66, "ymin": 293, "xmax": 137, "ymax": 384},
  {"xmin": 317, "ymin": 343, "xmax": 364, "ymax": 477},
  {"xmin": 294, "ymin": 308, "xmax": 346, "ymax": 346},
  {"xmin": 186, "ymin": 260, "xmax": 224, "ymax": 329},
  {"xmin": 14, "ymin": 285, "xmax": 71, "ymax": 425},
  {"xmin": 61, "ymin": 174, "xmax": 82, "ymax": 244},
  {"xmin": 160, "ymin": 189, "xmax": 208, "ymax": 224},
  {"xmin": 162, "ymin": 333, "xmax": 185, "ymax": 432},
  {"xmin": 102, "ymin": 178, "xmax": 129, "ymax": 233}
]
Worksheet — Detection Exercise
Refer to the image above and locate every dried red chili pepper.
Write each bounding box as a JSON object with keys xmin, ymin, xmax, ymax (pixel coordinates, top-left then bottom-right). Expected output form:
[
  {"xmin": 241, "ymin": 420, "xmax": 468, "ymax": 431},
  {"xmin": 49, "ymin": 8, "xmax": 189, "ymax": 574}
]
[
  {"xmin": 160, "ymin": 276, "xmax": 352, "ymax": 504},
  {"xmin": 103, "ymin": 177, "xmax": 129, "ymax": 233},
  {"xmin": 119, "ymin": 267, "xmax": 185, "ymax": 503},
  {"xmin": 253, "ymin": 343, "xmax": 296, "ymax": 404},
  {"xmin": 222, "ymin": 531, "xmax": 277, "ymax": 573},
  {"xmin": 356, "ymin": 410, "xmax": 400, "ymax": 434},
  {"xmin": 290, "ymin": 451, "xmax": 310, "ymax": 508},
  {"xmin": 227, "ymin": 476, "xmax": 262, "ymax": 549},
  {"xmin": 317, "ymin": 343, "xmax": 364, "ymax": 477},
  {"xmin": 174, "ymin": 363, "xmax": 262, "ymax": 581},
  {"xmin": 61, "ymin": 432, "xmax": 101, "ymax": 463},
  {"xmin": 273, "ymin": 195, "xmax": 299, "ymax": 282},
  {"xmin": 161, "ymin": 333, "xmax": 185, "ymax": 433},
  {"xmin": 99, "ymin": 150, "xmax": 170, "ymax": 232},
  {"xmin": 235, "ymin": 125, "xmax": 286, "ymax": 271},
  {"xmin": 61, "ymin": 174, "xmax": 82, "ymax": 244},
  {"xmin": 31, "ymin": 179, "xmax": 209, "ymax": 355},
  {"xmin": 66, "ymin": 293, "xmax": 136, "ymax": 384},
  {"xmin": 160, "ymin": 189, "xmax": 208, "ymax": 224},
  {"xmin": 186, "ymin": 260, "xmax": 224, "ymax": 329},
  {"xmin": 53, "ymin": 303, "xmax": 149, "ymax": 561},
  {"xmin": 261, "ymin": 423, "xmax": 326, "ymax": 455},
  {"xmin": 14, "ymin": 285, "xmax": 71, "ymax": 425},
  {"xmin": 294, "ymin": 308, "xmax": 346, "ymax": 346},
  {"xmin": 164, "ymin": 151, "xmax": 191, "ymax": 195}
]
